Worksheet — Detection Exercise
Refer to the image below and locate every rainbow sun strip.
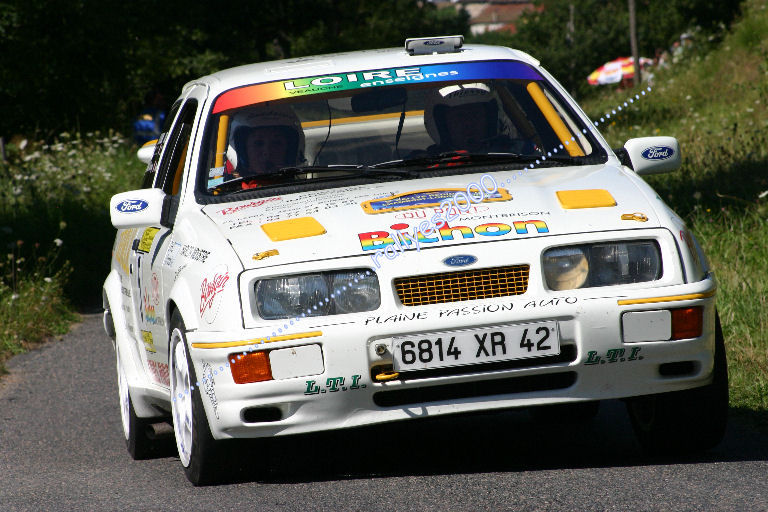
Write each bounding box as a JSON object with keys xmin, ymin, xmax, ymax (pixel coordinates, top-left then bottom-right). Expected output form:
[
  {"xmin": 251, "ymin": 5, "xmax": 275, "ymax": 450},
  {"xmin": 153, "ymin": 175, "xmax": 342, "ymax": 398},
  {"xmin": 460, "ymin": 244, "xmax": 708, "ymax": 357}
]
[{"xmin": 212, "ymin": 60, "xmax": 542, "ymax": 114}]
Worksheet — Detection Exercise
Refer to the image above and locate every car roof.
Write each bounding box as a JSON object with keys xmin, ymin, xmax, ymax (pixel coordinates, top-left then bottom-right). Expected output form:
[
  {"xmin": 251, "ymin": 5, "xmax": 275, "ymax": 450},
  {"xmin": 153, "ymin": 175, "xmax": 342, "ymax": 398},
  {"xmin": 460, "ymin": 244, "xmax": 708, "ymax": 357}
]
[{"xmin": 184, "ymin": 43, "xmax": 541, "ymax": 97}]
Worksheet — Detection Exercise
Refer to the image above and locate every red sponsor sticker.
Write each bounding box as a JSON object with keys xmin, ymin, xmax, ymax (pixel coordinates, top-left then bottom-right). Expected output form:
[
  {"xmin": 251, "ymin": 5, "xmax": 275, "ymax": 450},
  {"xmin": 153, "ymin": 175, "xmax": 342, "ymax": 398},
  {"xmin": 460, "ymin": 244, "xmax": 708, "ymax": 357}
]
[
  {"xmin": 216, "ymin": 197, "xmax": 281, "ymax": 216},
  {"xmin": 200, "ymin": 269, "xmax": 229, "ymax": 317}
]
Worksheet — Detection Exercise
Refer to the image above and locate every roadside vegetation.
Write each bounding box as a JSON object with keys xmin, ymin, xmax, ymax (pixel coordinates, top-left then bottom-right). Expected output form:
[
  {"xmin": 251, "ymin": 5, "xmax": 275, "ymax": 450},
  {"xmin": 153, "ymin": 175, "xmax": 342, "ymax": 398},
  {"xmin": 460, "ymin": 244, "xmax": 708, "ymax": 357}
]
[
  {"xmin": 0, "ymin": 0, "xmax": 764, "ymax": 431},
  {"xmin": 0, "ymin": 133, "xmax": 143, "ymax": 373},
  {"xmin": 585, "ymin": 0, "xmax": 768, "ymax": 428}
]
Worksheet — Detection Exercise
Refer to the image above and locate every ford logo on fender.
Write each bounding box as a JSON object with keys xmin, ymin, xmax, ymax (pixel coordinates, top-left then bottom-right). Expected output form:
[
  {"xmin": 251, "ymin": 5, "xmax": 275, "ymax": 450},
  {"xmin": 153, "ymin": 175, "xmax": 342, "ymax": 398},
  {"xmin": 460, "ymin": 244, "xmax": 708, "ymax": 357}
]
[
  {"xmin": 443, "ymin": 255, "xmax": 477, "ymax": 267},
  {"xmin": 116, "ymin": 199, "xmax": 149, "ymax": 213},
  {"xmin": 641, "ymin": 146, "xmax": 674, "ymax": 161}
]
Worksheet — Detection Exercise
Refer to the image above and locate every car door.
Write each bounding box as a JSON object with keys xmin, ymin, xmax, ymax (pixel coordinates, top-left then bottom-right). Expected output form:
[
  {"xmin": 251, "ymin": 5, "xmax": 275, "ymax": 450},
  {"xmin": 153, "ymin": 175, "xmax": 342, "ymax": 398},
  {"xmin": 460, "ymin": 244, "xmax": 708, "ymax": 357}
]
[{"xmin": 128, "ymin": 87, "xmax": 205, "ymax": 387}]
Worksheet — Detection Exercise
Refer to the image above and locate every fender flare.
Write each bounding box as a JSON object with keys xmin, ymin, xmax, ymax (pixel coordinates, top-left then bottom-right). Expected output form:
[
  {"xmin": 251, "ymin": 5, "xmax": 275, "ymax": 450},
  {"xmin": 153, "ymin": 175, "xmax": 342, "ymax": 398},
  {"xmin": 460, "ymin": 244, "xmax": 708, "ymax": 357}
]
[
  {"xmin": 167, "ymin": 277, "xmax": 200, "ymax": 334},
  {"xmin": 103, "ymin": 269, "xmax": 166, "ymax": 418}
]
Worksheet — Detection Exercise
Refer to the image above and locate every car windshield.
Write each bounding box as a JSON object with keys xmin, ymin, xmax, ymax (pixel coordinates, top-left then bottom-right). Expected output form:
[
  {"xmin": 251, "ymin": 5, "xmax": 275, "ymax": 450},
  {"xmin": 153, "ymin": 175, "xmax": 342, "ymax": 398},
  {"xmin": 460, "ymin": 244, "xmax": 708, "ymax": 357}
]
[{"xmin": 198, "ymin": 60, "xmax": 605, "ymax": 197}]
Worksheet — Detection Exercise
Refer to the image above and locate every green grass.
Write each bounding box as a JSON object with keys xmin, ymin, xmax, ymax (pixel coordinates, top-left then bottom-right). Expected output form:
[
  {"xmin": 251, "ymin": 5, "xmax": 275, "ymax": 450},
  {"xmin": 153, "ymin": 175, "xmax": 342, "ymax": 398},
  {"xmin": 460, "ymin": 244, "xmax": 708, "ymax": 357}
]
[
  {"xmin": 582, "ymin": 0, "xmax": 768, "ymax": 427},
  {"xmin": 0, "ymin": 131, "xmax": 143, "ymax": 372},
  {"xmin": 694, "ymin": 210, "xmax": 768, "ymax": 425}
]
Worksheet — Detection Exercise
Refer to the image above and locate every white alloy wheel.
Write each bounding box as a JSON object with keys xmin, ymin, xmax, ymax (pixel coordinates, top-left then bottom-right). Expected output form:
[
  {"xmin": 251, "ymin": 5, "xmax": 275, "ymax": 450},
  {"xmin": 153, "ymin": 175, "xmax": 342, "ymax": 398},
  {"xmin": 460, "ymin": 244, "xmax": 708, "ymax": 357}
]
[
  {"xmin": 170, "ymin": 328, "xmax": 194, "ymax": 467},
  {"xmin": 116, "ymin": 349, "xmax": 131, "ymax": 440},
  {"xmin": 114, "ymin": 341, "xmax": 157, "ymax": 460}
]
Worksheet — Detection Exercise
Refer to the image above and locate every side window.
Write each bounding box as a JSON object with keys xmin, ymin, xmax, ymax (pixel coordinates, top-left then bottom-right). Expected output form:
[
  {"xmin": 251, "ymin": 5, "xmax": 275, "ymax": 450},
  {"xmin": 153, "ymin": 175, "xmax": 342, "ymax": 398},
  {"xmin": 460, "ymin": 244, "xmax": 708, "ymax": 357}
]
[
  {"xmin": 141, "ymin": 101, "xmax": 181, "ymax": 189},
  {"xmin": 156, "ymin": 100, "xmax": 198, "ymax": 196}
]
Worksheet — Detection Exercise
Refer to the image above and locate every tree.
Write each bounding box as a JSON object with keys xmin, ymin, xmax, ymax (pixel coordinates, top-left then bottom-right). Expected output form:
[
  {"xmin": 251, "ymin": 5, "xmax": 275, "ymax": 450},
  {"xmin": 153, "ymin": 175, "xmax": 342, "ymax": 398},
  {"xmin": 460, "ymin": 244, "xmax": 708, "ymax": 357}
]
[
  {"xmin": 468, "ymin": 0, "xmax": 742, "ymax": 96},
  {"xmin": 0, "ymin": 0, "xmax": 469, "ymax": 137}
]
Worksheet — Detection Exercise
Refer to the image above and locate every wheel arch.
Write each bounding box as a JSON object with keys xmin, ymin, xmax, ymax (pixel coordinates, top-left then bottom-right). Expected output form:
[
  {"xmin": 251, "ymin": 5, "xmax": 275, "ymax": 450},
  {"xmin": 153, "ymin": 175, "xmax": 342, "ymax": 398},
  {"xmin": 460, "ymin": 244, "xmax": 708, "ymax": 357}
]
[
  {"xmin": 166, "ymin": 277, "xmax": 200, "ymax": 336},
  {"xmin": 104, "ymin": 269, "xmax": 166, "ymax": 418}
]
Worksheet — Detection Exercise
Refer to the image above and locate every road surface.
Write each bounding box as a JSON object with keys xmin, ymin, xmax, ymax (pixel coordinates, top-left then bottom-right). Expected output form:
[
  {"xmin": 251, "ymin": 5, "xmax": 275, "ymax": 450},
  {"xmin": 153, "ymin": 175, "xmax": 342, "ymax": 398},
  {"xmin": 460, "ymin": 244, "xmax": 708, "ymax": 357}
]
[{"xmin": 1, "ymin": 314, "xmax": 766, "ymax": 510}]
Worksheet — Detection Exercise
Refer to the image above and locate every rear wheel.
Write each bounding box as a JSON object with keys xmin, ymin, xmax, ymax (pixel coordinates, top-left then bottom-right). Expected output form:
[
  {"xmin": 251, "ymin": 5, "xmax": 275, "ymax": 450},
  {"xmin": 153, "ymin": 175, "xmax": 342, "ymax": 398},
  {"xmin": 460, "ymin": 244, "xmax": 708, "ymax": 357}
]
[
  {"xmin": 627, "ymin": 312, "xmax": 728, "ymax": 455},
  {"xmin": 169, "ymin": 311, "xmax": 225, "ymax": 485},
  {"xmin": 116, "ymin": 348, "xmax": 158, "ymax": 459}
]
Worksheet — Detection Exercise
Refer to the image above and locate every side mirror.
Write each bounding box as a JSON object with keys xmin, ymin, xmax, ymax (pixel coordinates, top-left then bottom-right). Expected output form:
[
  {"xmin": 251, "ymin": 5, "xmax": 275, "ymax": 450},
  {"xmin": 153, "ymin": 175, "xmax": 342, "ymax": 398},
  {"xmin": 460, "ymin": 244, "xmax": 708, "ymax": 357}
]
[
  {"xmin": 110, "ymin": 188, "xmax": 167, "ymax": 229},
  {"xmin": 137, "ymin": 140, "xmax": 157, "ymax": 164},
  {"xmin": 618, "ymin": 136, "xmax": 681, "ymax": 175}
]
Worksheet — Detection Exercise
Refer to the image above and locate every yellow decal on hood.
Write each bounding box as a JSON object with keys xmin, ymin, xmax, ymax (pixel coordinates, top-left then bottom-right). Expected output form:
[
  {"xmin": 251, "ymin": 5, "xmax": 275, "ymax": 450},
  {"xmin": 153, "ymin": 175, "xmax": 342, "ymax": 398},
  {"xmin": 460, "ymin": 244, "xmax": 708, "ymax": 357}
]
[
  {"xmin": 261, "ymin": 217, "xmax": 326, "ymax": 241},
  {"xmin": 621, "ymin": 212, "xmax": 648, "ymax": 222},
  {"xmin": 253, "ymin": 249, "xmax": 279, "ymax": 260},
  {"xmin": 556, "ymin": 189, "xmax": 616, "ymax": 209}
]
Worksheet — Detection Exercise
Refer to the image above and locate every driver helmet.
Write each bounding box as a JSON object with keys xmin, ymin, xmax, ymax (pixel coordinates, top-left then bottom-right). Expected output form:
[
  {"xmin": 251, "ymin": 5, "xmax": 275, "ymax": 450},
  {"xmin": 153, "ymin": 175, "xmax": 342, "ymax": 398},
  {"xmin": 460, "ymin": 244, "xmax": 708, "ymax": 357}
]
[
  {"xmin": 423, "ymin": 82, "xmax": 500, "ymax": 148},
  {"xmin": 226, "ymin": 104, "xmax": 305, "ymax": 173}
]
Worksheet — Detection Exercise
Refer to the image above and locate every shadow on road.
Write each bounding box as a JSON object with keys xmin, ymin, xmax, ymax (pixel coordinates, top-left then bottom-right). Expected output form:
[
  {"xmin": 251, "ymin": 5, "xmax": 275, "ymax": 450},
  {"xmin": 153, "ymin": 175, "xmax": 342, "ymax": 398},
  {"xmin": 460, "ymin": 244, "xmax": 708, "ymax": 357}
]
[{"xmin": 161, "ymin": 400, "xmax": 768, "ymax": 486}]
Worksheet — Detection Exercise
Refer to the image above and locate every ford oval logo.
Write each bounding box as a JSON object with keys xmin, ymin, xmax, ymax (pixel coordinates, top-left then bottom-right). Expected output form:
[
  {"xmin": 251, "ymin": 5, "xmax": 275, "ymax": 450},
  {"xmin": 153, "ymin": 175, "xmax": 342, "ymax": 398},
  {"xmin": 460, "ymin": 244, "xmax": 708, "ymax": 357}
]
[
  {"xmin": 641, "ymin": 146, "xmax": 674, "ymax": 161},
  {"xmin": 443, "ymin": 255, "xmax": 477, "ymax": 267},
  {"xmin": 116, "ymin": 199, "xmax": 149, "ymax": 213}
]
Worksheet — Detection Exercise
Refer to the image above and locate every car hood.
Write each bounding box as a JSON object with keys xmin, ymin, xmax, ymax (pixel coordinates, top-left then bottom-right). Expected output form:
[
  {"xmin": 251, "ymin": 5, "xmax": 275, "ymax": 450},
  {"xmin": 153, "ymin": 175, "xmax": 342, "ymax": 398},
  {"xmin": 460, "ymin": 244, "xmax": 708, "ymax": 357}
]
[{"xmin": 201, "ymin": 164, "xmax": 662, "ymax": 269}]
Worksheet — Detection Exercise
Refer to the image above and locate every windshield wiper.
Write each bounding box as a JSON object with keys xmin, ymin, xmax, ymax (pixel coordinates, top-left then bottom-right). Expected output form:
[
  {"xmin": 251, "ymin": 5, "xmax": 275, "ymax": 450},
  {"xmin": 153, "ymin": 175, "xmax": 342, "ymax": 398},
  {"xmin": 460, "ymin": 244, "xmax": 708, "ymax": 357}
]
[
  {"xmin": 275, "ymin": 164, "xmax": 417, "ymax": 178},
  {"xmin": 207, "ymin": 165, "xmax": 417, "ymax": 196},
  {"xmin": 372, "ymin": 151, "xmax": 580, "ymax": 169}
]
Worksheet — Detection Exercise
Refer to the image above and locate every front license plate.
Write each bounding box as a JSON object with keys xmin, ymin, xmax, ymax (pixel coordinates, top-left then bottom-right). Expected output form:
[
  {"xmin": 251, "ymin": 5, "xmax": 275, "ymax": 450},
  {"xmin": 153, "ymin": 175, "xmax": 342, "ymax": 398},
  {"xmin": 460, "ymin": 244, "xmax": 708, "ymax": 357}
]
[{"xmin": 393, "ymin": 322, "xmax": 560, "ymax": 372}]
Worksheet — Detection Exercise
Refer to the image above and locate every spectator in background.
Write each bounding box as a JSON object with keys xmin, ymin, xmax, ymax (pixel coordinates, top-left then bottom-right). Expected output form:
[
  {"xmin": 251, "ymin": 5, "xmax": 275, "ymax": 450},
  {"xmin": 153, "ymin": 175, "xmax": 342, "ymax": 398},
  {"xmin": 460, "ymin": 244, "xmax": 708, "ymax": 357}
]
[
  {"xmin": 671, "ymin": 40, "xmax": 684, "ymax": 64},
  {"xmin": 680, "ymin": 33, "xmax": 694, "ymax": 57},
  {"xmin": 133, "ymin": 90, "xmax": 166, "ymax": 146},
  {"xmin": 655, "ymin": 47, "xmax": 670, "ymax": 69}
]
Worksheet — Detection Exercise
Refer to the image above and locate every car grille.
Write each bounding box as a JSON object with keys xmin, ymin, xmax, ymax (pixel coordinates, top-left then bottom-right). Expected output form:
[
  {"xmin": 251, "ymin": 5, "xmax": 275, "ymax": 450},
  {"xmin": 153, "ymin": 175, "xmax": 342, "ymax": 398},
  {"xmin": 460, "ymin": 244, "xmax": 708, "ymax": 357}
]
[{"xmin": 394, "ymin": 265, "xmax": 530, "ymax": 306}]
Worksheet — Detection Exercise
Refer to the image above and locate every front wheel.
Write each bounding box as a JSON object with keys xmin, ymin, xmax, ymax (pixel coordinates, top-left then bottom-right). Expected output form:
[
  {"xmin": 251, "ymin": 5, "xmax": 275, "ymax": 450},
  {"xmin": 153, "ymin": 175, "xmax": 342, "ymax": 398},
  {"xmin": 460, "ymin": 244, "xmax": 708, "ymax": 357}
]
[
  {"xmin": 169, "ymin": 311, "xmax": 225, "ymax": 485},
  {"xmin": 626, "ymin": 312, "xmax": 728, "ymax": 455}
]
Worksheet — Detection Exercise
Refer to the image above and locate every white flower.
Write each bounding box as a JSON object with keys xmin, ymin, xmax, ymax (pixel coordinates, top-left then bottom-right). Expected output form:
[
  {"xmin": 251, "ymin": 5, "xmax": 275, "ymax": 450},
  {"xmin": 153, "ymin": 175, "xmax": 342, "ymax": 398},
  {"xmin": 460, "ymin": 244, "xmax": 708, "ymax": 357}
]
[
  {"xmin": 19, "ymin": 139, "xmax": 28, "ymax": 150},
  {"xmin": 53, "ymin": 238, "xmax": 63, "ymax": 247},
  {"xmin": 44, "ymin": 277, "xmax": 53, "ymax": 283},
  {"xmin": 10, "ymin": 293, "xmax": 19, "ymax": 300}
]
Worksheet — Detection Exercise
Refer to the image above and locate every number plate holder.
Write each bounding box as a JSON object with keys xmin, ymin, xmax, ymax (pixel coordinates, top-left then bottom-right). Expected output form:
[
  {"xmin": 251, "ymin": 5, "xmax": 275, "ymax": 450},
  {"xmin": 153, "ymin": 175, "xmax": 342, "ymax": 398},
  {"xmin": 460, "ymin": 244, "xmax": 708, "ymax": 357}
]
[{"xmin": 393, "ymin": 322, "xmax": 560, "ymax": 372}]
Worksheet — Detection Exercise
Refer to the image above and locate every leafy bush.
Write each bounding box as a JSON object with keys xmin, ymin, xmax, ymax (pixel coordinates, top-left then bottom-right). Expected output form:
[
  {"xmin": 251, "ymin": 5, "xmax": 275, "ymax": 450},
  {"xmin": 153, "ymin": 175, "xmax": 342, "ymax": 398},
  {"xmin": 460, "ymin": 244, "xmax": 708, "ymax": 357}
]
[{"xmin": 0, "ymin": 132, "xmax": 144, "ymax": 371}]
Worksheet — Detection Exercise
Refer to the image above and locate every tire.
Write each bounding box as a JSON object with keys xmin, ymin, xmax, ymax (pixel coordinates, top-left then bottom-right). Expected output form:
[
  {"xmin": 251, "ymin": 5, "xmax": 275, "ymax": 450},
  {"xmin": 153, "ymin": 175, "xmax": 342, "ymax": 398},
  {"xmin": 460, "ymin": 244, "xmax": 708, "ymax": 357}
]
[
  {"xmin": 529, "ymin": 401, "xmax": 600, "ymax": 424},
  {"xmin": 169, "ymin": 311, "xmax": 225, "ymax": 485},
  {"xmin": 116, "ymin": 347, "xmax": 158, "ymax": 460},
  {"xmin": 627, "ymin": 312, "xmax": 728, "ymax": 456}
]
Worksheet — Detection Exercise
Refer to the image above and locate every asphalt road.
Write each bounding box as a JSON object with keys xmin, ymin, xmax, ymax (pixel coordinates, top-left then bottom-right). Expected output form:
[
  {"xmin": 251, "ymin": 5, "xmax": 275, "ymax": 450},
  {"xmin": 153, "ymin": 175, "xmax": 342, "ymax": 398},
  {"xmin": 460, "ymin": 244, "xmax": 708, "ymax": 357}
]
[{"xmin": 1, "ymin": 314, "xmax": 767, "ymax": 511}]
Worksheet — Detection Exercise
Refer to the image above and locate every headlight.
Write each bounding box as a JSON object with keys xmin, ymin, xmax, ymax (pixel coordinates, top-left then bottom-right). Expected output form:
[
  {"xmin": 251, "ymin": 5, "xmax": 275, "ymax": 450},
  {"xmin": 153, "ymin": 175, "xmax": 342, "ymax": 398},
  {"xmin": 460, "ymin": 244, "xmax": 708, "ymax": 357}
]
[
  {"xmin": 255, "ymin": 269, "xmax": 380, "ymax": 319},
  {"xmin": 543, "ymin": 241, "xmax": 661, "ymax": 291},
  {"xmin": 542, "ymin": 247, "xmax": 588, "ymax": 290}
]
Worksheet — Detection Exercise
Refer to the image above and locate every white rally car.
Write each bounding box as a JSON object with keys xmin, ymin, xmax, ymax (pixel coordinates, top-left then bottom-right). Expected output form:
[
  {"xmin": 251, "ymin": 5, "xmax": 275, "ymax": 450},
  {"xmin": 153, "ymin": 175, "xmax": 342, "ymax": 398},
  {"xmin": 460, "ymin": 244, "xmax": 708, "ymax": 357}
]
[{"xmin": 104, "ymin": 36, "xmax": 727, "ymax": 485}]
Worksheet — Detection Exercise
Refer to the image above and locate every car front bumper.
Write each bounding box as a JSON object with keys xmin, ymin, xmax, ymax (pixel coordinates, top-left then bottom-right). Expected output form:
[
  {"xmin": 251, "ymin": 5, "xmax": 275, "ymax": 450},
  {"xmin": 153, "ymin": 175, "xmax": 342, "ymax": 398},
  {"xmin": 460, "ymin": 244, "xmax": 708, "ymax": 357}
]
[{"xmin": 187, "ymin": 274, "xmax": 717, "ymax": 440}]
